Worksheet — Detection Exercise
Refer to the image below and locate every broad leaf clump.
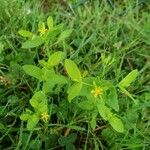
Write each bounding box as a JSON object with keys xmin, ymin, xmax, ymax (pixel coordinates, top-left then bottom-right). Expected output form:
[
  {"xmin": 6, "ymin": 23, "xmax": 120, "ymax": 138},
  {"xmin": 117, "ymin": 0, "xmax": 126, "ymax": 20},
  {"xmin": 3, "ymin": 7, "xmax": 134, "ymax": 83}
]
[{"xmin": 19, "ymin": 17, "xmax": 138, "ymax": 133}]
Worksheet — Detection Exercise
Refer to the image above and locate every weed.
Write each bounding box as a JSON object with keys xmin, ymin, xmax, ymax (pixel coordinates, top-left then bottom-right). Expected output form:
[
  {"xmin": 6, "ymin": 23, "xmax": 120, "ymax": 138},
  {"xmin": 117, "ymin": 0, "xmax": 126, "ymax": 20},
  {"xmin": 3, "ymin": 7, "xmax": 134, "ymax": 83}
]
[{"xmin": 0, "ymin": 0, "xmax": 150, "ymax": 149}]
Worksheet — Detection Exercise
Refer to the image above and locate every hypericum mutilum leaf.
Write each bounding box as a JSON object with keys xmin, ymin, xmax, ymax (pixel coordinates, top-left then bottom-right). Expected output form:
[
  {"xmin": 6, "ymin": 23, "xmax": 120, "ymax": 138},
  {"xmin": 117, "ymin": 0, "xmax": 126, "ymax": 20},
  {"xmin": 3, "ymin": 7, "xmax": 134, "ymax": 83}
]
[
  {"xmin": 18, "ymin": 30, "xmax": 33, "ymax": 37},
  {"xmin": 68, "ymin": 82, "xmax": 82, "ymax": 103},
  {"xmin": 58, "ymin": 29, "xmax": 73, "ymax": 42},
  {"xmin": 109, "ymin": 116, "xmax": 124, "ymax": 133},
  {"xmin": 22, "ymin": 36, "xmax": 44, "ymax": 49},
  {"xmin": 119, "ymin": 69, "xmax": 138, "ymax": 88},
  {"xmin": 47, "ymin": 51, "xmax": 64, "ymax": 67},
  {"xmin": 27, "ymin": 114, "xmax": 39, "ymax": 130},
  {"xmin": 47, "ymin": 16, "xmax": 53, "ymax": 29},
  {"xmin": 23, "ymin": 65, "xmax": 43, "ymax": 80},
  {"xmin": 65, "ymin": 59, "xmax": 82, "ymax": 82}
]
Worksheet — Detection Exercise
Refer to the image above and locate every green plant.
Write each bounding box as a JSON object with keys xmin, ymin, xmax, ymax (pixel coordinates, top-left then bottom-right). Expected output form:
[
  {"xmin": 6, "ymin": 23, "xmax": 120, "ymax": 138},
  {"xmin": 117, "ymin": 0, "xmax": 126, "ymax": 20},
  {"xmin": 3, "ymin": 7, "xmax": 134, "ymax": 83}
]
[
  {"xmin": 19, "ymin": 17, "xmax": 138, "ymax": 133},
  {"xmin": 1, "ymin": 1, "xmax": 149, "ymax": 149}
]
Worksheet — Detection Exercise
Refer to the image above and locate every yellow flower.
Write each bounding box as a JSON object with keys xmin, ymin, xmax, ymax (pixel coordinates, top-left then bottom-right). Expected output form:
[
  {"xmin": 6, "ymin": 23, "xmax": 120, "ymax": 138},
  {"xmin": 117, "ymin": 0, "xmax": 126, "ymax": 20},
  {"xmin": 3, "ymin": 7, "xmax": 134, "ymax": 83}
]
[
  {"xmin": 41, "ymin": 112, "xmax": 49, "ymax": 122},
  {"xmin": 91, "ymin": 86, "xmax": 103, "ymax": 98},
  {"xmin": 38, "ymin": 23, "xmax": 47, "ymax": 36}
]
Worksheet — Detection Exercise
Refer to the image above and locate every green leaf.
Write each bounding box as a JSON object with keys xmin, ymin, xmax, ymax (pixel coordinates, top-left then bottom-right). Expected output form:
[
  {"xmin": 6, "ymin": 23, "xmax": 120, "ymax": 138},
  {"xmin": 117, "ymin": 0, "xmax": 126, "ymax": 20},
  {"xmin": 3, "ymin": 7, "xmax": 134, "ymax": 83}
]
[
  {"xmin": 66, "ymin": 133, "xmax": 77, "ymax": 143},
  {"xmin": 65, "ymin": 59, "xmax": 82, "ymax": 82},
  {"xmin": 39, "ymin": 104, "xmax": 48, "ymax": 113},
  {"xmin": 78, "ymin": 100, "xmax": 94, "ymax": 110},
  {"xmin": 90, "ymin": 117, "xmax": 97, "ymax": 131},
  {"xmin": 58, "ymin": 133, "xmax": 77, "ymax": 146},
  {"xmin": 30, "ymin": 91, "xmax": 47, "ymax": 111},
  {"xmin": 27, "ymin": 114, "xmax": 39, "ymax": 130},
  {"xmin": 42, "ymin": 68, "xmax": 68, "ymax": 84},
  {"xmin": 109, "ymin": 116, "xmax": 124, "ymax": 133},
  {"xmin": 101, "ymin": 128, "xmax": 114, "ymax": 140},
  {"xmin": 47, "ymin": 16, "xmax": 53, "ymax": 29},
  {"xmin": 22, "ymin": 36, "xmax": 44, "ymax": 49},
  {"xmin": 18, "ymin": 30, "xmax": 33, "ymax": 37},
  {"xmin": 42, "ymin": 70, "xmax": 68, "ymax": 93},
  {"xmin": 47, "ymin": 51, "xmax": 64, "ymax": 67},
  {"xmin": 25, "ymin": 109, "xmax": 33, "ymax": 114},
  {"xmin": 32, "ymin": 91, "xmax": 47, "ymax": 104},
  {"xmin": 20, "ymin": 113, "xmax": 31, "ymax": 121},
  {"xmin": 119, "ymin": 85, "xmax": 137, "ymax": 104},
  {"xmin": 97, "ymin": 102, "xmax": 124, "ymax": 133},
  {"xmin": 66, "ymin": 144, "xmax": 75, "ymax": 150},
  {"xmin": 119, "ymin": 69, "xmax": 138, "ymax": 88},
  {"xmin": 90, "ymin": 111, "xmax": 98, "ymax": 130},
  {"xmin": 53, "ymin": 74, "xmax": 68, "ymax": 85},
  {"xmin": 68, "ymin": 82, "xmax": 82, "ymax": 103},
  {"xmin": 46, "ymin": 24, "xmax": 63, "ymax": 42},
  {"xmin": 39, "ymin": 60, "xmax": 48, "ymax": 68},
  {"xmin": 30, "ymin": 98, "xmax": 39, "ymax": 109},
  {"xmin": 23, "ymin": 65, "xmax": 43, "ymax": 80},
  {"xmin": 58, "ymin": 29, "xmax": 73, "ymax": 42},
  {"xmin": 30, "ymin": 91, "xmax": 47, "ymax": 104},
  {"xmin": 107, "ymin": 87, "xmax": 119, "ymax": 112},
  {"xmin": 42, "ymin": 80, "xmax": 55, "ymax": 93},
  {"xmin": 42, "ymin": 68, "xmax": 55, "ymax": 80},
  {"xmin": 97, "ymin": 103, "xmax": 112, "ymax": 121},
  {"xmin": 29, "ymin": 139, "xmax": 41, "ymax": 150}
]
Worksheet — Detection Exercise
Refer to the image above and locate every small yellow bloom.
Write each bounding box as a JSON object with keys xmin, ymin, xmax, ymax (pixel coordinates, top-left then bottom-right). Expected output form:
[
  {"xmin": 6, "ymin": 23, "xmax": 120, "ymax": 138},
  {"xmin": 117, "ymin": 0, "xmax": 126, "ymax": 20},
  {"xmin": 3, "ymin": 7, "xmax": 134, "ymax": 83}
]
[
  {"xmin": 41, "ymin": 112, "xmax": 49, "ymax": 122},
  {"xmin": 38, "ymin": 23, "xmax": 47, "ymax": 36},
  {"xmin": 91, "ymin": 86, "xmax": 103, "ymax": 98}
]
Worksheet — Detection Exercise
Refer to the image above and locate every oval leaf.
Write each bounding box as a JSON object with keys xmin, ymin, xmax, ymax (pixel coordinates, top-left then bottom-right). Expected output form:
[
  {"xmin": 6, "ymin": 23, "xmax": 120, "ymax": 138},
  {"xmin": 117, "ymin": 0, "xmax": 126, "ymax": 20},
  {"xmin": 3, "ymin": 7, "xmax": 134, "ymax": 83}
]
[
  {"xmin": 107, "ymin": 87, "xmax": 119, "ymax": 112},
  {"xmin": 97, "ymin": 103, "xmax": 112, "ymax": 121},
  {"xmin": 27, "ymin": 114, "xmax": 39, "ymax": 130},
  {"xmin": 65, "ymin": 59, "xmax": 82, "ymax": 82},
  {"xmin": 58, "ymin": 29, "xmax": 73, "ymax": 42},
  {"xmin": 90, "ymin": 111, "xmax": 98, "ymax": 130},
  {"xmin": 20, "ymin": 113, "xmax": 31, "ymax": 121},
  {"xmin": 48, "ymin": 51, "xmax": 64, "ymax": 67},
  {"xmin": 109, "ymin": 116, "xmax": 124, "ymax": 133},
  {"xmin": 68, "ymin": 82, "xmax": 82, "ymax": 103},
  {"xmin": 119, "ymin": 86, "xmax": 137, "ymax": 104},
  {"xmin": 119, "ymin": 69, "xmax": 138, "ymax": 88},
  {"xmin": 30, "ymin": 91, "xmax": 47, "ymax": 110},
  {"xmin": 22, "ymin": 36, "xmax": 44, "ymax": 49},
  {"xmin": 47, "ymin": 16, "xmax": 53, "ymax": 29},
  {"xmin": 42, "ymin": 80, "xmax": 55, "ymax": 94},
  {"xmin": 18, "ymin": 30, "xmax": 33, "ymax": 37},
  {"xmin": 78, "ymin": 100, "xmax": 94, "ymax": 110},
  {"xmin": 23, "ymin": 65, "xmax": 43, "ymax": 80}
]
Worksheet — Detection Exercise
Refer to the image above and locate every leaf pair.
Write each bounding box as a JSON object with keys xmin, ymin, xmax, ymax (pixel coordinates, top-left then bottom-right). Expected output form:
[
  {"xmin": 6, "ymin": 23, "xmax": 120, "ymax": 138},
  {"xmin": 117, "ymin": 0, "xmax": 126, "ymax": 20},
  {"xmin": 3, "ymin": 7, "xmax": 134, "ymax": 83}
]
[
  {"xmin": 119, "ymin": 69, "xmax": 138, "ymax": 103},
  {"xmin": 97, "ymin": 102, "xmax": 124, "ymax": 133},
  {"xmin": 19, "ymin": 16, "xmax": 54, "ymax": 49},
  {"xmin": 30, "ymin": 91, "xmax": 47, "ymax": 113},
  {"xmin": 119, "ymin": 69, "xmax": 138, "ymax": 88},
  {"xmin": 20, "ymin": 91, "xmax": 48, "ymax": 130},
  {"xmin": 23, "ymin": 51, "xmax": 64, "ymax": 80},
  {"xmin": 19, "ymin": 16, "xmax": 73, "ymax": 49},
  {"xmin": 64, "ymin": 59, "xmax": 82, "ymax": 102},
  {"xmin": 58, "ymin": 133, "xmax": 77, "ymax": 150},
  {"xmin": 39, "ymin": 51, "xmax": 64, "ymax": 69},
  {"xmin": 20, "ymin": 110, "xmax": 39, "ymax": 131}
]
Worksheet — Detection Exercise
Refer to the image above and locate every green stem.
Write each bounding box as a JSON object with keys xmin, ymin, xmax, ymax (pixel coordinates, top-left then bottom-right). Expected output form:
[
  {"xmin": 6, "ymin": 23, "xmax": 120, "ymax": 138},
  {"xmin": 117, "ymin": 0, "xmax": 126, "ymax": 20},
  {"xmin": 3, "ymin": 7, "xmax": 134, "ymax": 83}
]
[{"xmin": 82, "ymin": 81, "xmax": 93, "ymax": 87}]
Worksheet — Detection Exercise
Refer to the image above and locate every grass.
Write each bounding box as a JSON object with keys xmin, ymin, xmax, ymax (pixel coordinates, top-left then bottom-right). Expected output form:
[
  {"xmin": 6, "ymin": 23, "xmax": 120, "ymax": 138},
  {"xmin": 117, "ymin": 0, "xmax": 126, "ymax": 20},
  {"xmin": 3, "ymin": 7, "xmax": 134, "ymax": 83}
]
[{"xmin": 0, "ymin": 0, "xmax": 150, "ymax": 149}]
